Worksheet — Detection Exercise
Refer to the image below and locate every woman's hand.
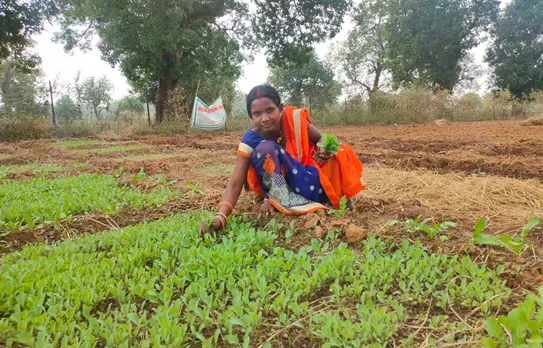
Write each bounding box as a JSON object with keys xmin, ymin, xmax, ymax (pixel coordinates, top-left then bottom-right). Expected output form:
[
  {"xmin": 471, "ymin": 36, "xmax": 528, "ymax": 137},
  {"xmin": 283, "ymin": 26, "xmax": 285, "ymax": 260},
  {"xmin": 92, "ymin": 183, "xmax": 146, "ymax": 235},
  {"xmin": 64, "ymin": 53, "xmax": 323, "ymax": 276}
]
[
  {"xmin": 315, "ymin": 146, "xmax": 332, "ymax": 163},
  {"xmin": 199, "ymin": 216, "xmax": 223, "ymax": 236},
  {"xmin": 259, "ymin": 200, "xmax": 277, "ymax": 216}
]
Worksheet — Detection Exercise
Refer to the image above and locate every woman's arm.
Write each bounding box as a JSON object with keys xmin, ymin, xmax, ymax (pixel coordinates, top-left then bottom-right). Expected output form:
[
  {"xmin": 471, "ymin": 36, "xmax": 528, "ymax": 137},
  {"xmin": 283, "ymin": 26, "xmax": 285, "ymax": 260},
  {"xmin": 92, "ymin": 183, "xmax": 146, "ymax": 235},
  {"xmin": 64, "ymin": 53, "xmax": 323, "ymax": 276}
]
[
  {"xmin": 308, "ymin": 124, "xmax": 322, "ymax": 145},
  {"xmin": 219, "ymin": 154, "xmax": 251, "ymax": 214},
  {"xmin": 203, "ymin": 154, "xmax": 251, "ymax": 233}
]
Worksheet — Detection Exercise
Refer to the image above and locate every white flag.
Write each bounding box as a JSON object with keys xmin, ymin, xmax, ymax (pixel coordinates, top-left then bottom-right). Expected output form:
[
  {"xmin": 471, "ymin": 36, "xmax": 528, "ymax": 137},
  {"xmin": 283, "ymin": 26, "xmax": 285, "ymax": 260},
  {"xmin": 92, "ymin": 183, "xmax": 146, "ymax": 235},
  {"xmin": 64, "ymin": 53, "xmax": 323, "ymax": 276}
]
[{"xmin": 190, "ymin": 96, "xmax": 227, "ymax": 130}]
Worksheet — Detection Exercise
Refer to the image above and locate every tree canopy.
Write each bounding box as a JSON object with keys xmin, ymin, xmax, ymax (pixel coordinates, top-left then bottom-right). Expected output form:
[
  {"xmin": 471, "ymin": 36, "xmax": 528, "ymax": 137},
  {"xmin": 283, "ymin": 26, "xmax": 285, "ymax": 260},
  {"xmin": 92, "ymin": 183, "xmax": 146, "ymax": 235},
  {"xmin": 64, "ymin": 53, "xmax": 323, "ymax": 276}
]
[
  {"xmin": 331, "ymin": 0, "xmax": 388, "ymax": 96},
  {"xmin": 54, "ymin": 0, "xmax": 351, "ymax": 122},
  {"xmin": 0, "ymin": 0, "xmax": 57, "ymax": 68},
  {"xmin": 486, "ymin": 0, "xmax": 543, "ymax": 98},
  {"xmin": 252, "ymin": 0, "xmax": 351, "ymax": 67},
  {"xmin": 384, "ymin": 0, "xmax": 499, "ymax": 91},
  {"xmin": 0, "ymin": 58, "xmax": 46, "ymax": 116},
  {"xmin": 268, "ymin": 51, "xmax": 340, "ymax": 113}
]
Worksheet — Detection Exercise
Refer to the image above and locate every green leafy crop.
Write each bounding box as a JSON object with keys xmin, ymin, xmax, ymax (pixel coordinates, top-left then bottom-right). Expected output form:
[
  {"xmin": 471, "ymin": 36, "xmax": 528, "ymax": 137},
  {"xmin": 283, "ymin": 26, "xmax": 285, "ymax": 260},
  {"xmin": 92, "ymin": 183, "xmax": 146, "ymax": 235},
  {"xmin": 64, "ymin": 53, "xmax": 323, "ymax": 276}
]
[
  {"xmin": 0, "ymin": 214, "xmax": 510, "ymax": 346},
  {"xmin": 0, "ymin": 174, "xmax": 180, "ymax": 231},
  {"xmin": 472, "ymin": 216, "xmax": 540, "ymax": 256},
  {"xmin": 389, "ymin": 216, "xmax": 458, "ymax": 239},
  {"xmin": 317, "ymin": 133, "xmax": 341, "ymax": 154},
  {"xmin": 482, "ymin": 286, "xmax": 543, "ymax": 347}
]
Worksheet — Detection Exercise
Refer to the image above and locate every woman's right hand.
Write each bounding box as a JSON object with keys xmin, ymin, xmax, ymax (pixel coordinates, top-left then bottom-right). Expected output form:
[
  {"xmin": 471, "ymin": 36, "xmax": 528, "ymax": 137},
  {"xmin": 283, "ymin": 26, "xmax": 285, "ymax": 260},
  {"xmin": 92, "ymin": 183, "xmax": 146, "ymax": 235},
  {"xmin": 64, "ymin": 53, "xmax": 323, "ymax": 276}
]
[
  {"xmin": 200, "ymin": 216, "xmax": 223, "ymax": 236},
  {"xmin": 259, "ymin": 200, "xmax": 277, "ymax": 216}
]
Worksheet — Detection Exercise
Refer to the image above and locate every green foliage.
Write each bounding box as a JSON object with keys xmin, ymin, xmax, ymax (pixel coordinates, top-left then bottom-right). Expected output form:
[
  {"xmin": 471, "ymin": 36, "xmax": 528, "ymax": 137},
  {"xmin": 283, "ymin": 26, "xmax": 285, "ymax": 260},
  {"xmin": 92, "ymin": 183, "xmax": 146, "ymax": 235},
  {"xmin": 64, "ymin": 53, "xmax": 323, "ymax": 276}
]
[
  {"xmin": 486, "ymin": 0, "xmax": 543, "ymax": 99},
  {"xmin": 389, "ymin": 216, "xmax": 458, "ymax": 239},
  {"xmin": 251, "ymin": 0, "xmax": 351, "ymax": 66},
  {"xmin": 328, "ymin": 196, "xmax": 349, "ymax": 217},
  {"xmin": 0, "ymin": 174, "xmax": 180, "ymax": 231},
  {"xmin": 317, "ymin": 132, "xmax": 341, "ymax": 154},
  {"xmin": 0, "ymin": 58, "xmax": 47, "ymax": 117},
  {"xmin": 268, "ymin": 50, "xmax": 340, "ymax": 112},
  {"xmin": 0, "ymin": 163, "xmax": 62, "ymax": 181},
  {"xmin": 331, "ymin": 0, "xmax": 388, "ymax": 96},
  {"xmin": 384, "ymin": 0, "xmax": 499, "ymax": 90},
  {"xmin": 81, "ymin": 76, "xmax": 113, "ymax": 120},
  {"xmin": 0, "ymin": 214, "xmax": 509, "ymax": 346},
  {"xmin": 0, "ymin": 115, "xmax": 52, "ymax": 142},
  {"xmin": 472, "ymin": 217, "xmax": 541, "ymax": 256},
  {"xmin": 0, "ymin": 0, "xmax": 57, "ymax": 64},
  {"xmin": 186, "ymin": 182, "xmax": 206, "ymax": 198},
  {"xmin": 113, "ymin": 95, "xmax": 144, "ymax": 124},
  {"xmin": 55, "ymin": 0, "xmax": 244, "ymax": 122},
  {"xmin": 482, "ymin": 286, "xmax": 543, "ymax": 347},
  {"xmin": 55, "ymin": 95, "xmax": 79, "ymax": 122}
]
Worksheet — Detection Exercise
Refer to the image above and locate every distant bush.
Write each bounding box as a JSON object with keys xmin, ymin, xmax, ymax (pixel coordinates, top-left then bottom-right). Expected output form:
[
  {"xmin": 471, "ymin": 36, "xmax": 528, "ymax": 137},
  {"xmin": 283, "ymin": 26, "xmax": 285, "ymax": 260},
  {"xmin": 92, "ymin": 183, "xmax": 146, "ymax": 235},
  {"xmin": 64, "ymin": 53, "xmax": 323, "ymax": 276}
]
[
  {"xmin": 133, "ymin": 120, "xmax": 189, "ymax": 135},
  {"xmin": 313, "ymin": 87, "xmax": 543, "ymax": 126},
  {"xmin": 53, "ymin": 120, "xmax": 97, "ymax": 138},
  {"xmin": 0, "ymin": 116, "xmax": 52, "ymax": 142}
]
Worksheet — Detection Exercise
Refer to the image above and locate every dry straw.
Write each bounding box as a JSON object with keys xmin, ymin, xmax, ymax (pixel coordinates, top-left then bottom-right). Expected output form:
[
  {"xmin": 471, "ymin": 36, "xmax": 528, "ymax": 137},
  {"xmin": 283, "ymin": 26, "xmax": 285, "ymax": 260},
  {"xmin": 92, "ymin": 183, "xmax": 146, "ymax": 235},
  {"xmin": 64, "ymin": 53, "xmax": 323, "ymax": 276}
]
[{"xmin": 358, "ymin": 164, "xmax": 543, "ymax": 233}]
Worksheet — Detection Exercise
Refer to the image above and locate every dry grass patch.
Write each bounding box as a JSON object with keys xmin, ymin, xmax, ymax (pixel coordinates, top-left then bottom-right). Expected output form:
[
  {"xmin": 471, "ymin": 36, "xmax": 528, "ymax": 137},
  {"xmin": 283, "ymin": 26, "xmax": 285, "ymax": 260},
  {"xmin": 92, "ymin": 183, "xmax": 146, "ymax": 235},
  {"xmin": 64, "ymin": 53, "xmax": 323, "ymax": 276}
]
[
  {"xmin": 521, "ymin": 115, "xmax": 543, "ymax": 126},
  {"xmin": 358, "ymin": 164, "xmax": 543, "ymax": 233}
]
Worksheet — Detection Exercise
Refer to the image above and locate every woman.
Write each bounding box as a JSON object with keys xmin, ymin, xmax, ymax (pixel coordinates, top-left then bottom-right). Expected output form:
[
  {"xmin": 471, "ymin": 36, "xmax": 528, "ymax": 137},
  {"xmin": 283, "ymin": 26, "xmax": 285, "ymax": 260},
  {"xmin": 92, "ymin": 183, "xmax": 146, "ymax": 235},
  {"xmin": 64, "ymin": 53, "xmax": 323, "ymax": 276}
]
[{"xmin": 202, "ymin": 85, "xmax": 366, "ymax": 233}]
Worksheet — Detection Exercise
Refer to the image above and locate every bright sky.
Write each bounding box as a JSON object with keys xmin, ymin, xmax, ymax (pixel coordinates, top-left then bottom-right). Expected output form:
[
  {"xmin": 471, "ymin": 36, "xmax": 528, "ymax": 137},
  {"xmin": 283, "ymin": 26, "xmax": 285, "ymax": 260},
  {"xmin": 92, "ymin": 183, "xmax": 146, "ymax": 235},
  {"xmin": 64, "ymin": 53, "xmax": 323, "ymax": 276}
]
[{"xmin": 34, "ymin": 3, "xmax": 509, "ymax": 100}]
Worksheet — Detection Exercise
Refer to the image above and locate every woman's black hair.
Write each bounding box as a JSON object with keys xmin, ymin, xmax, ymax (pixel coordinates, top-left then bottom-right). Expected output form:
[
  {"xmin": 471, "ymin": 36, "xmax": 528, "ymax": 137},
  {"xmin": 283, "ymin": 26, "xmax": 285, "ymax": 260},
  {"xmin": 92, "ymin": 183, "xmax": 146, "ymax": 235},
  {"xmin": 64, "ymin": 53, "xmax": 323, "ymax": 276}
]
[{"xmin": 246, "ymin": 84, "xmax": 282, "ymax": 118}]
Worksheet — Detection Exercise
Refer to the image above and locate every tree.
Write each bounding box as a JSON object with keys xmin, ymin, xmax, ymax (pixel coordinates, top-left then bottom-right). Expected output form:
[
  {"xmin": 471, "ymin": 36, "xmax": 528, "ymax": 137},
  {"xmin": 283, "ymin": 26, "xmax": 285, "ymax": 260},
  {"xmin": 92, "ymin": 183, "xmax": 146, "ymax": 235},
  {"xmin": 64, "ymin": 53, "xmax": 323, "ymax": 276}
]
[
  {"xmin": 0, "ymin": 0, "xmax": 57, "ymax": 67},
  {"xmin": 384, "ymin": 0, "xmax": 499, "ymax": 91},
  {"xmin": 331, "ymin": 0, "xmax": 388, "ymax": 97},
  {"xmin": 113, "ymin": 95, "xmax": 144, "ymax": 124},
  {"xmin": 486, "ymin": 0, "xmax": 543, "ymax": 99},
  {"xmin": 0, "ymin": 58, "xmax": 46, "ymax": 116},
  {"xmin": 55, "ymin": 95, "xmax": 79, "ymax": 122},
  {"xmin": 252, "ymin": 0, "xmax": 352, "ymax": 67},
  {"xmin": 55, "ymin": 0, "xmax": 350, "ymax": 122},
  {"xmin": 81, "ymin": 76, "xmax": 113, "ymax": 120},
  {"xmin": 268, "ymin": 51, "xmax": 340, "ymax": 113}
]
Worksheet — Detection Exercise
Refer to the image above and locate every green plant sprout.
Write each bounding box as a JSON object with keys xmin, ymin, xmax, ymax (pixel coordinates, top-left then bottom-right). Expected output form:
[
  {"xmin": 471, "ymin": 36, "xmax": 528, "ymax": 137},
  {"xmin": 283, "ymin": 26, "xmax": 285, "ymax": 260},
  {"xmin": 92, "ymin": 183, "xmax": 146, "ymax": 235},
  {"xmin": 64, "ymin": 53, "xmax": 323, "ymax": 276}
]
[
  {"xmin": 472, "ymin": 216, "xmax": 540, "ymax": 256},
  {"xmin": 389, "ymin": 215, "xmax": 458, "ymax": 239},
  {"xmin": 481, "ymin": 286, "xmax": 543, "ymax": 347},
  {"xmin": 328, "ymin": 196, "xmax": 349, "ymax": 217},
  {"xmin": 134, "ymin": 167, "xmax": 148, "ymax": 181},
  {"xmin": 317, "ymin": 133, "xmax": 341, "ymax": 154},
  {"xmin": 187, "ymin": 182, "xmax": 206, "ymax": 197}
]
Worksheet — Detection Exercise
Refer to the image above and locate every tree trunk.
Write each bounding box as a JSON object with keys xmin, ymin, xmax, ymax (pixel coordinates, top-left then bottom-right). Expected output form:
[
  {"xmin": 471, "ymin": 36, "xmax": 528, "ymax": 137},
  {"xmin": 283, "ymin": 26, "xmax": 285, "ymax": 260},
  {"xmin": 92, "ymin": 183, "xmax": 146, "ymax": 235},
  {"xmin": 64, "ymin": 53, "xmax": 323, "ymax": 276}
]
[
  {"xmin": 155, "ymin": 76, "xmax": 178, "ymax": 123},
  {"xmin": 93, "ymin": 103, "xmax": 101, "ymax": 120}
]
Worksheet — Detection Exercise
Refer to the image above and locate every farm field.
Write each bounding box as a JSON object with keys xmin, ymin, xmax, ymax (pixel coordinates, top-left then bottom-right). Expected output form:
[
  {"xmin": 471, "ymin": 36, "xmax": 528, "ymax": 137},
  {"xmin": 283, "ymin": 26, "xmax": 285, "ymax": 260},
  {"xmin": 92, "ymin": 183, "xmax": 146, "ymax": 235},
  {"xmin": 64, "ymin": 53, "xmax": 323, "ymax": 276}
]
[{"xmin": 1, "ymin": 120, "xmax": 542, "ymax": 346}]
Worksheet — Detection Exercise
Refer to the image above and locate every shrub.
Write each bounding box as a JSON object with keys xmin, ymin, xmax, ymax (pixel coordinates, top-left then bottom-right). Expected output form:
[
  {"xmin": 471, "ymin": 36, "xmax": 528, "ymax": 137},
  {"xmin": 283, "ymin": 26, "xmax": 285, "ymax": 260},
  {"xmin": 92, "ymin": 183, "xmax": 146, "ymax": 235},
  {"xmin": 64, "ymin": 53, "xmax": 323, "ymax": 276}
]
[{"xmin": 0, "ymin": 116, "xmax": 52, "ymax": 142}]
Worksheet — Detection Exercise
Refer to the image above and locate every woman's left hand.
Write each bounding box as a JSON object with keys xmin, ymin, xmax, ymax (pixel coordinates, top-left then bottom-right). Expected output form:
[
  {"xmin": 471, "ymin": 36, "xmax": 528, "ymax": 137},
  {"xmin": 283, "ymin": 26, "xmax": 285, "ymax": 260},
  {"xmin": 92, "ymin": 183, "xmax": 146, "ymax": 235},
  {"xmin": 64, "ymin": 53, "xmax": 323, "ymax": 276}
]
[{"xmin": 315, "ymin": 147, "xmax": 332, "ymax": 163}]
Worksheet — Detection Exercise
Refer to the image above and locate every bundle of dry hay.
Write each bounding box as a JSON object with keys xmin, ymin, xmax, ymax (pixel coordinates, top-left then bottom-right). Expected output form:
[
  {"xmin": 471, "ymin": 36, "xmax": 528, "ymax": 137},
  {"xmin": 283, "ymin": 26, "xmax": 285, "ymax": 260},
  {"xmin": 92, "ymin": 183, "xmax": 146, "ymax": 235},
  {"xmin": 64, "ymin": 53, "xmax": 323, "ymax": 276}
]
[
  {"xmin": 433, "ymin": 119, "xmax": 451, "ymax": 126},
  {"xmin": 521, "ymin": 115, "xmax": 543, "ymax": 126},
  {"xmin": 358, "ymin": 164, "xmax": 543, "ymax": 234}
]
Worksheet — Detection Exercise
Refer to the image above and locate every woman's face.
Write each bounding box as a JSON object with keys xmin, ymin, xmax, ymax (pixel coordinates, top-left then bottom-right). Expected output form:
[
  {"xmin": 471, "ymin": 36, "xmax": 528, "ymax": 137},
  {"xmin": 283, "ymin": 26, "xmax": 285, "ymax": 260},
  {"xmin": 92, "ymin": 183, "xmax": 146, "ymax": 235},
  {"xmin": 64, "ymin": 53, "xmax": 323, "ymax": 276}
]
[{"xmin": 250, "ymin": 97, "xmax": 282, "ymax": 133}]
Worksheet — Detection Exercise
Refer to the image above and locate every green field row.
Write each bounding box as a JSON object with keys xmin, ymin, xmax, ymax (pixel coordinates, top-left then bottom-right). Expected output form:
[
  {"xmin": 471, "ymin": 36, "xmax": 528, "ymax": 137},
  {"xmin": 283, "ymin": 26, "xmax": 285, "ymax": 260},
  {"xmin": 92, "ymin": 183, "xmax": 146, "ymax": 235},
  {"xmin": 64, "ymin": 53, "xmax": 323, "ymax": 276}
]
[{"xmin": 0, "ymin": 174, "xmax": 180, "ymax": 231}]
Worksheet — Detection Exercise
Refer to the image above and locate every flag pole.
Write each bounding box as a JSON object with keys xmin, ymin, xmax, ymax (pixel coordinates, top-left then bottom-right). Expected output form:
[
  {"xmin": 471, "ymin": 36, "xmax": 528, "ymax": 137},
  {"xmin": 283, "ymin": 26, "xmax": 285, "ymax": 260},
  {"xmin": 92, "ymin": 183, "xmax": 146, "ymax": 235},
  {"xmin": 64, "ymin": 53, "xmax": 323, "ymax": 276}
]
[{"xmin": 188, "ymin": 79, "xmax": 201, "ymax": 135}]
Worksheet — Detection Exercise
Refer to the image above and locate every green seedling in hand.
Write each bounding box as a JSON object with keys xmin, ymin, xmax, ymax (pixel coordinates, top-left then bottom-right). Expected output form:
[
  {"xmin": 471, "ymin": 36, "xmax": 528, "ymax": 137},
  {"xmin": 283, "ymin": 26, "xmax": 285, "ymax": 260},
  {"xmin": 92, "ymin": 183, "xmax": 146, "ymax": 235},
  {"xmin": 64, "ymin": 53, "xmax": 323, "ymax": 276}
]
[{"xmin": 317, "ymin": 133, "xmax": 341, "ymax": 155}]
